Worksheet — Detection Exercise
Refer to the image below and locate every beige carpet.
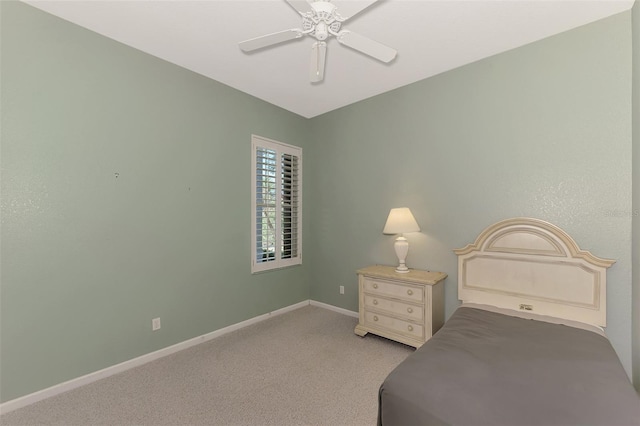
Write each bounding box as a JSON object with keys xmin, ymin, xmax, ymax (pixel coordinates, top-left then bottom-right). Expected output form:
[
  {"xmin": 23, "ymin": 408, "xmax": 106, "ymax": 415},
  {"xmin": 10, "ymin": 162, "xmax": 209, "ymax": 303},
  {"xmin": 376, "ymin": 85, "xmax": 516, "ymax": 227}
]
[{"xmin": 1, "ymin": 305, "xmax": 414, "ymax": 425}]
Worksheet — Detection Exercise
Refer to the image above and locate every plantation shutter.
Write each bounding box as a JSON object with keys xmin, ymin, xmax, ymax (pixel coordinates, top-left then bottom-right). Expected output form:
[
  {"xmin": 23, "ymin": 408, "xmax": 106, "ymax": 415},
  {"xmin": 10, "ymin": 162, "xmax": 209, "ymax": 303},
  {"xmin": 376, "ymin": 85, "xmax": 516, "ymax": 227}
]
[
  {"xmin": 252, "ymin": 135, "xmax": 302, "ymax": 273},
  {"xmin": 281, "ymin": 153, "xmax": 299, "ymax": 260}
]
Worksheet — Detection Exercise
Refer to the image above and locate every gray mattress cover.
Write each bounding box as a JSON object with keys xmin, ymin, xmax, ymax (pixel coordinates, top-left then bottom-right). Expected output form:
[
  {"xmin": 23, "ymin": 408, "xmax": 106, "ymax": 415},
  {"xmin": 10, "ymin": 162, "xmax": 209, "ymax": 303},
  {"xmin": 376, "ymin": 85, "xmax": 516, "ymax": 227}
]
[{"xmin": 378, "ymin": 306, "xmax": 640, "ymax": 426}]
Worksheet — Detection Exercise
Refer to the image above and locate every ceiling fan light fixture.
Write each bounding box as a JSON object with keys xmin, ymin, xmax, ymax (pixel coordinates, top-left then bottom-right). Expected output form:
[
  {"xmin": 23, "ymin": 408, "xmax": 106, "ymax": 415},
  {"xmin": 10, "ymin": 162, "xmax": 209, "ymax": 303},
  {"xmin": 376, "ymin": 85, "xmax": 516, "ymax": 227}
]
[{"xmin": 315, "ymin": 21, "xmax": 328, "ymax": 40}]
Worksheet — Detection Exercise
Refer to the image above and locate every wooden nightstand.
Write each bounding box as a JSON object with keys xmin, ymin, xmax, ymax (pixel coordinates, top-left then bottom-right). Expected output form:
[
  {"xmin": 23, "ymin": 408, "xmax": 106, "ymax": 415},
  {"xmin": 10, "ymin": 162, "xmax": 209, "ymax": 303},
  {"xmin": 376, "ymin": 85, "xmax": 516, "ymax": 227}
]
[{"xmin": 354, "ymin": 265, "xmax": 447, "ymax": 348}]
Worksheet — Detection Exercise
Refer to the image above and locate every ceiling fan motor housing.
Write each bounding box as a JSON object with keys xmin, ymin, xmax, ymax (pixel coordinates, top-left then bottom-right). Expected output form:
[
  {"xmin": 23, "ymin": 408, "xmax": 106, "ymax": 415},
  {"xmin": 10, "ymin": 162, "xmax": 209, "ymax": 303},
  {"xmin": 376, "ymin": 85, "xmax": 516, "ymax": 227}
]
[{"xmin": 302, "ymin": 0, "xmax": 343, "ymax": 41}]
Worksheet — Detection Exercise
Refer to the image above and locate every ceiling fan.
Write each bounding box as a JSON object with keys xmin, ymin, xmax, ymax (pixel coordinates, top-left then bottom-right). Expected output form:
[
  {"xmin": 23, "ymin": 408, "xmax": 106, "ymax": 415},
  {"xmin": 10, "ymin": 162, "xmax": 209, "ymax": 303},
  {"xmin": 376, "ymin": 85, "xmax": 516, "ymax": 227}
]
[{"xmin": 239, "ymin": 0, "xmax": 397, "ymax": 83}]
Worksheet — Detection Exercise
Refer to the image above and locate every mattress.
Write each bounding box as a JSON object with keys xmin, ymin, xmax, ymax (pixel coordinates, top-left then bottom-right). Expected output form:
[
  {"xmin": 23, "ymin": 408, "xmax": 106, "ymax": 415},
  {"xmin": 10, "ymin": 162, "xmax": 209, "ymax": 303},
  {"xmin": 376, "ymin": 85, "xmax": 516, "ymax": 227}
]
[{"xmin": 378, "ymin": 305, "xmax": 640, "ymax": 426}]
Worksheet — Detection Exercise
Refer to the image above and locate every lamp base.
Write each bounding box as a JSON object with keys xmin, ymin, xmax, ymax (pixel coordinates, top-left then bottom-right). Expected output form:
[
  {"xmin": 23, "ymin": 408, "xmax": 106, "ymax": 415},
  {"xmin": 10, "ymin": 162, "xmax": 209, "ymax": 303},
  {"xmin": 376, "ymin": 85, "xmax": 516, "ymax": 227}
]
[
  {"xmin": 393, "ymin": 236, "xmax": 410, "ymax": 273},
  {"xmin": 395, "ymin": 266, "xmax": 410, "ymax": 273}
]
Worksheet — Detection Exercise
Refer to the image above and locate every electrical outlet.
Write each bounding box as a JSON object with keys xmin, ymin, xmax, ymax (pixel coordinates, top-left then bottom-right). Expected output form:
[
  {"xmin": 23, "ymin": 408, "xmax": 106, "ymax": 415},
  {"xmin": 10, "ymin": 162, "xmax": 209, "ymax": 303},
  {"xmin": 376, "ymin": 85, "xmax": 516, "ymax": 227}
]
[
  {"xmin": 152, "ymin": 317, "xmax": 161, "ymax": 331},
  {"xmin": 339, "ymin": 285, "xmax": 345, "ymax": 295}
]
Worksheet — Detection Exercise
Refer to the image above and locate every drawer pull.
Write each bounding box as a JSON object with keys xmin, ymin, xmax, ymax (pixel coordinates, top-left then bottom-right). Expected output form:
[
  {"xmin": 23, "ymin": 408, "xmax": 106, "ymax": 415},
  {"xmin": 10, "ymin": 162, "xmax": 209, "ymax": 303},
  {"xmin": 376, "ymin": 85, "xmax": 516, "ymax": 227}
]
[
  {"xmin": 407, "ymin": 307, "xmax": 413, "ymax": 314},
  {"xmin": 373, "ymin": 316, "xmax": 379, "ymax": 322},
  {"xmin": 407, "ymin": 289, "xmax": 413, "ymax": 296},
  {"xmin": 408, "ymin": 325, "xmax": 414, "ymax": 332},
  {"xmin": 373, "ymin": 283, "xmax": 378, "ymax": 289},
  {"xmin": 373, "ymin": 299, "xmax": 378, "ymax": 305}
]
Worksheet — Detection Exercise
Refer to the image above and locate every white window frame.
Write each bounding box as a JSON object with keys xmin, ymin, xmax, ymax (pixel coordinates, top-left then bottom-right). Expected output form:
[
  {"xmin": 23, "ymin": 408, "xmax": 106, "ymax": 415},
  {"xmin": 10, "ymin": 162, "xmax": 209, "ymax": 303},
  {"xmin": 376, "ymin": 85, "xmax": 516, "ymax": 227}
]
[{"xmin": 251, "ymin": 134, "xmax": 302, "ymax": 273}]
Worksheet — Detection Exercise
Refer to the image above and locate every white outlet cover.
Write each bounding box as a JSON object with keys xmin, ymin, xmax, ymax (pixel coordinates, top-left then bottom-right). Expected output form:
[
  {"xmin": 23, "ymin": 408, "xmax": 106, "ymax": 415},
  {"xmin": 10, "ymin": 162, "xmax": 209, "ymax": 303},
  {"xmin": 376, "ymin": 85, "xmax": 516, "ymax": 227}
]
[{"xmin": 152, "ymin": 318, "xmax": 161, "ymax": 331}]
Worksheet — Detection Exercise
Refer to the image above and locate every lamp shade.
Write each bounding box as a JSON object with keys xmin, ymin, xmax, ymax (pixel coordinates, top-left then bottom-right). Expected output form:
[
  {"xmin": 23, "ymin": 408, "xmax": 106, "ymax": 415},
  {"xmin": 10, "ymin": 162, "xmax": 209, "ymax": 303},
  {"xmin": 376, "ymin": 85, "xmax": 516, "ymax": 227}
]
[{"xmin": 383, "ymin": 208, "xmax": 420, "ymax": 234}]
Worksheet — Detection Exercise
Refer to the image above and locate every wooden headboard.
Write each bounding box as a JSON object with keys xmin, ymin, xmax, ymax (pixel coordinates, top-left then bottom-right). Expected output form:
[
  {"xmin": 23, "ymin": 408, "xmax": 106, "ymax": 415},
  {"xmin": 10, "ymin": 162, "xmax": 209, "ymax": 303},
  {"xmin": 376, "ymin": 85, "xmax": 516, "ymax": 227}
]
[{"xmin": 454, "ymin": 218, "xmax": 615, "ymax": 327}]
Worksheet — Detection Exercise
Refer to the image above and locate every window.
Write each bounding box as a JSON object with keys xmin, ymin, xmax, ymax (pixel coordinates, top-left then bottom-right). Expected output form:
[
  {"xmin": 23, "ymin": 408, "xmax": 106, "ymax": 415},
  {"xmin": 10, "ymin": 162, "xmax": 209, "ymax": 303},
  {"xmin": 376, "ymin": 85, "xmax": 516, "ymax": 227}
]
[{"xmin": 251, "ymin": 135, "xmax": 302, "ymax": 273}]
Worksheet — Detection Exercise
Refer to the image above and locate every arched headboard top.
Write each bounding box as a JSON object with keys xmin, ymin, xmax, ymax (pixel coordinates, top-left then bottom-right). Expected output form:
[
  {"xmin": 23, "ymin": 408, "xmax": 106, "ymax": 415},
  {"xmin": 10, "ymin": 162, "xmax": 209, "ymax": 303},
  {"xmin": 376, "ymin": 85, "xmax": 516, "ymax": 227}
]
[
  {"xmin": 454, "ymin": 218, "xmax": 615, "ymax": 327},
  {"xmin": 454, "ymin": 217, "xmax": 615, "ymax": 267}
]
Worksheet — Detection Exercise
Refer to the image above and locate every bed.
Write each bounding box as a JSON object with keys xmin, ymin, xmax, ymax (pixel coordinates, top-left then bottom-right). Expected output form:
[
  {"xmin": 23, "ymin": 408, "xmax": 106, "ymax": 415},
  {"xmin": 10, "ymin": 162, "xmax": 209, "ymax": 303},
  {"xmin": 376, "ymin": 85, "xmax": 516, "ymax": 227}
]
[{"xmin": 377, "ymin": 218, "xmax": 640, "ymax": 426}]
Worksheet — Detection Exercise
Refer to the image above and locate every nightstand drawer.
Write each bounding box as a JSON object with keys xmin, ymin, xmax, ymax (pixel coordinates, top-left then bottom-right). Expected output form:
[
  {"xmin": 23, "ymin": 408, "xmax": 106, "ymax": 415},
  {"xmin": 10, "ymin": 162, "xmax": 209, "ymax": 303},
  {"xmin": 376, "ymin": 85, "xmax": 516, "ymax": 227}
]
[
  {"xmin": 364, "ymin": 294, "xmax": 423, "ymax": 321},
  {"xmin": 363, "ymin": 277, "xmax": 423, "ymax": 303},
  {"xmin": 364, "ymin": 311, "xmax": 424, "ymax": 340}
]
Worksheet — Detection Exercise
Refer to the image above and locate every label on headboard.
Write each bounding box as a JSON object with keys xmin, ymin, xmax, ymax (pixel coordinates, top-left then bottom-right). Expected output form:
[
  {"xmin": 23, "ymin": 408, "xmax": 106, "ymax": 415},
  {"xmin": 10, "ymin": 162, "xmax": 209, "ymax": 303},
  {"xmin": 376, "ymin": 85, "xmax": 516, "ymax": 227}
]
[{"xmin": 519, "ymin": 304, "xmax": 533, "ymax": 311}]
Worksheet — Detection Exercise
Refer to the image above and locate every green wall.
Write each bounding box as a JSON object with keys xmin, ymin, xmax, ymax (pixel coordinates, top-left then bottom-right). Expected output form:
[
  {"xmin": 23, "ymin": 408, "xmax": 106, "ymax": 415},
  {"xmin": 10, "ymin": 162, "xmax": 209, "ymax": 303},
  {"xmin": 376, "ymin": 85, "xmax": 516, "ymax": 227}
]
[
  {"xmin": 1, "ymin": 1, "xmax": 637, "ymax": 403},
  {"xmin": 0, "ymin": 1, "xmax": 310, "ymax": 402},
  {"xmin": 308, "ymin": 12, "xmax": 634, "ymax": 377}
]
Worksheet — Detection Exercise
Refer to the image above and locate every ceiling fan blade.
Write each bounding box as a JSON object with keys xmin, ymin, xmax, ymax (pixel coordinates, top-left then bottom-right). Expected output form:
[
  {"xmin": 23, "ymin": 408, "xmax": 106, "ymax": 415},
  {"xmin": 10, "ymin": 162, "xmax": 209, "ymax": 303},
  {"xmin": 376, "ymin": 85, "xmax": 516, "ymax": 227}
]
[
  {"xmin": 285, "ymin": 0, "xmax": 312, "ymax": 15},
  {"xmin": 333, "ymin": 0, "xmax": 379, "ymax": 20},
  {"xmin": 239, "ymin": 29, "xmax": 303, "ymax": 52},
  {"xmin": 310, "ymin": 42, "xmax": 327, "ymax": 83},
  {"xmin": 337, "ymin": 30, "xmax": 396, "ymax": 62}
]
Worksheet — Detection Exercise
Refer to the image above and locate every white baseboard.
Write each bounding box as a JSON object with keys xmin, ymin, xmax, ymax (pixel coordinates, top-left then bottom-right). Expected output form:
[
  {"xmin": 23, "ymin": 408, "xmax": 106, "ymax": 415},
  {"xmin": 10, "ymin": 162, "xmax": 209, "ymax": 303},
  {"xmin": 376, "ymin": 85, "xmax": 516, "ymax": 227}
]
[
  {"xmin": 310, "ymin": 300, "xmax": 359, "ymax": 318},
  {"xmin": 0, "ymin": 299, "xmax": 355, "ymax": 415}
]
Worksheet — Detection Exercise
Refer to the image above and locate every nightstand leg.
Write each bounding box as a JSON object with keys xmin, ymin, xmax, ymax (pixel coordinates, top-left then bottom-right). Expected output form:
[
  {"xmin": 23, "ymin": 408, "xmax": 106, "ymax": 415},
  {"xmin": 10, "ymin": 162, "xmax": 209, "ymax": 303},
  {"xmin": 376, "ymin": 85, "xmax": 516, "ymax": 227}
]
[{"xmin": 354, "ymin": 324, "xmax": 369, "ymax": 337}]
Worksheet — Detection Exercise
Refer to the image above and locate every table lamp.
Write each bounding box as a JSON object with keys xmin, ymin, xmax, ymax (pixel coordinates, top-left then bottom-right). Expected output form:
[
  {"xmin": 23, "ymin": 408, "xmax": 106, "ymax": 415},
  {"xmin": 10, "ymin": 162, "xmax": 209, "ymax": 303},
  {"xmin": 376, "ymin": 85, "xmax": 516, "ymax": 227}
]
[{"xmin": 383, "ymin": 207, "xmax": 420, "ymax": 273}]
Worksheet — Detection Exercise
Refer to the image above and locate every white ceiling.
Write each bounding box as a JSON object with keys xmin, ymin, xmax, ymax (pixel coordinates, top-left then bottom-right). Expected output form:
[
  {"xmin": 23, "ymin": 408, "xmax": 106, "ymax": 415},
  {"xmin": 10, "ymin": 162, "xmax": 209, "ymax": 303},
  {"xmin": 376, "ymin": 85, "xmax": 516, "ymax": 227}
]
[{"xmin": 23, "ymin": 0, "xmax": 635, "ymax": 118}]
